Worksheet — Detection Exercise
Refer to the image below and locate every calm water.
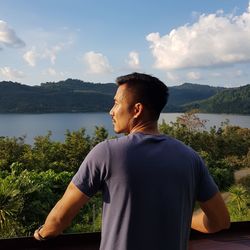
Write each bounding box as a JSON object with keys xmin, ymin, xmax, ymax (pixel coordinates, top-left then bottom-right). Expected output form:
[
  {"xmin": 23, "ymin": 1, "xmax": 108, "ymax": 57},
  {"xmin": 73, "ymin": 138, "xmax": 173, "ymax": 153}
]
[{"xmin": 0, "ymin": 113, "xmax": 249, "ymax": 144}]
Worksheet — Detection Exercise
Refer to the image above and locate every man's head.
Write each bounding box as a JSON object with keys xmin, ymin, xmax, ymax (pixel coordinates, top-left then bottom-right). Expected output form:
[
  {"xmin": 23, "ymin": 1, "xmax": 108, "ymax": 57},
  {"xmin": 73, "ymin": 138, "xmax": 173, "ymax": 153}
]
[{"xmin": 109, "ymin": 72, "xmax": 169, "ymax": 134}]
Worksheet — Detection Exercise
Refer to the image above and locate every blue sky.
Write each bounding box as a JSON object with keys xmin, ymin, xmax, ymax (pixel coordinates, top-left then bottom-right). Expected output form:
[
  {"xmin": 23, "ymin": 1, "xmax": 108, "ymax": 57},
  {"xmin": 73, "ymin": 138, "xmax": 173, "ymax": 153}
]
[{"xmin": 1, "ymin": 0, "xmax": 250, "ymax": 87}]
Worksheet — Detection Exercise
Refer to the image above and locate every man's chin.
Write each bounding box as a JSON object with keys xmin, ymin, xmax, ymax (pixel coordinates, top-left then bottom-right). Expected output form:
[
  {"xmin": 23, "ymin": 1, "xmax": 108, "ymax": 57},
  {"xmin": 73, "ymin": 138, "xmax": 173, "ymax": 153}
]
[
  {"xmin": 113, "ymin": 127, "xmax": 125, "ymax": 134},
  {"xmin": 114, "ymin": 129, "xmax": 121, "ymax": 134},
  {"xmin": 113, "ymin": 127, "xmax": 119, "ymax": 134}
]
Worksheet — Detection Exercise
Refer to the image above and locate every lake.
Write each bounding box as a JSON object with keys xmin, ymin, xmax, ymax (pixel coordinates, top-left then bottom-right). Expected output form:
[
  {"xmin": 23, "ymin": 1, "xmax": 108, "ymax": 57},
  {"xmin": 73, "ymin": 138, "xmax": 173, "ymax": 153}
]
[{"xmin": 0, "ymin": 113, "xmax": 249, "ymax": 144}]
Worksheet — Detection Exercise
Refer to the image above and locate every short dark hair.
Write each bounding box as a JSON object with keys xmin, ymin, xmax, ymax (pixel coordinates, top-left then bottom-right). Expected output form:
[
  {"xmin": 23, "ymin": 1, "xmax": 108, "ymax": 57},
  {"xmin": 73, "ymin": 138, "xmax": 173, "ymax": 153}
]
[{"xmin": 116, "ymin": 72, "xmax": 169, "ymax": 120}]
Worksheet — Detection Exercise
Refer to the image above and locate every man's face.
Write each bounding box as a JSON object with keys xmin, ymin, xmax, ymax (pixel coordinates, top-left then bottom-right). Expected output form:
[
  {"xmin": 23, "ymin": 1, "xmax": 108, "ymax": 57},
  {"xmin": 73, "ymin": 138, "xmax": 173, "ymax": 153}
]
[{"xmin": 109, "ymin": 84, "xmax": 135, "ymax": 134}]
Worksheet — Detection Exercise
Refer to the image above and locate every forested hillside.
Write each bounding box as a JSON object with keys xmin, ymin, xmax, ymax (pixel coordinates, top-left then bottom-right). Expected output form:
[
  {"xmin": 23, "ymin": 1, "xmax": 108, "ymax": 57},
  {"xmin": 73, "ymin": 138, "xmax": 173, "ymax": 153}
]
[
  {"xmin": 0, "ymin": 79, "xmax": 249, "ymax": 114},
  {"xmin": 184, "ymin": 84, "xmax": 250, "ymax": 114},
  {"xmin": 165, "ymin": 83, "xmax": 224, "ymax": 112},
  {"xmin": 0, "ymin": 79, "xmax": 116, "ymax": 113}
]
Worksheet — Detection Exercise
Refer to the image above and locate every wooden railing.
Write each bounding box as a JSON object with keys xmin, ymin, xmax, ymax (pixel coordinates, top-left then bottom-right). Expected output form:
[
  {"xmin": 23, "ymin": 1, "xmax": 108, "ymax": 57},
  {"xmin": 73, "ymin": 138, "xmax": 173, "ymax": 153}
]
[{"xmin": 1, "ymin": 222, "xmax": 249, "ymax": 250}]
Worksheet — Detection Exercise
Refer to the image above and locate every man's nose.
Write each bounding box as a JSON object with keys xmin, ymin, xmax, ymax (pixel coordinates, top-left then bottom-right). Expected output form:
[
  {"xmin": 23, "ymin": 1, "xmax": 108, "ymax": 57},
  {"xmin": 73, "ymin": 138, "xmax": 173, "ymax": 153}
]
[{"xmin": 109, "ymin": 106, "xmax": 114, "ymax": 116}]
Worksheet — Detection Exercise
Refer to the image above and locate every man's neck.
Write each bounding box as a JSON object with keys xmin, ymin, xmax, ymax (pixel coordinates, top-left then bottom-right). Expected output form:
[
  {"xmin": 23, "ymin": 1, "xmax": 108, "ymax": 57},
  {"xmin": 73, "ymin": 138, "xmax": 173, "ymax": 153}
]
[{"xmin": 129, "ymin": 120, "xmax": 159, "ymax": 135}]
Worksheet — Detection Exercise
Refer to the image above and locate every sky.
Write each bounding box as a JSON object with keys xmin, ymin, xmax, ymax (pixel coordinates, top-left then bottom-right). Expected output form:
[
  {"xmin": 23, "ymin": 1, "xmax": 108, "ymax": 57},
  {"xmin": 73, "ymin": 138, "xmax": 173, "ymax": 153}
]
[{"xmin": 1, "ymin": 0, "xmax": 250, "ymax": 87}]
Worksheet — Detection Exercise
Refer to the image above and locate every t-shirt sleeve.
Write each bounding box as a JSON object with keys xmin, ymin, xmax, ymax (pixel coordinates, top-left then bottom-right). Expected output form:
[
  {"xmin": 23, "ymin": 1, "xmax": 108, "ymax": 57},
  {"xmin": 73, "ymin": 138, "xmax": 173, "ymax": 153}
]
[
  {"xmin": 72, "ymin": 141, "xmax": 108, "ymax": 197},
  {"xmin": 196, "ymin": 155, "xmax": 219, "ymax": 202}
]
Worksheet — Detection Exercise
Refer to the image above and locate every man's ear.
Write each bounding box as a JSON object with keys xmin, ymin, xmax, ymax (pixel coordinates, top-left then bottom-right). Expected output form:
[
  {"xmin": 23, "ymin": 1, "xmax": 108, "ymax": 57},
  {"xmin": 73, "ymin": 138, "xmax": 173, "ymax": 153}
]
[{"xmin": 133, "ymin": 103, "xmax": 143, "ymax": 118}]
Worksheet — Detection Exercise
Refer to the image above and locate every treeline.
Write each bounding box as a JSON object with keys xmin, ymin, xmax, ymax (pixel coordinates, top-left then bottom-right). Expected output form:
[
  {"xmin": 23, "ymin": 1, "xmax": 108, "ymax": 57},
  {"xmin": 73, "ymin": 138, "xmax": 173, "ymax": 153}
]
[
  {"xmin": 0, "ymin": 79, "xmax": 115, "ymax": 113},
  {"xmin": 0, "ymin": 112, "xmax": 250, "ymax": 238},
  {"xmin": 1, "ymin": 79, "xmax": 250, "ymax": 114},
  {"xmin": 184, "ymin": 84, "xmax": 250, "ymax": 114}
]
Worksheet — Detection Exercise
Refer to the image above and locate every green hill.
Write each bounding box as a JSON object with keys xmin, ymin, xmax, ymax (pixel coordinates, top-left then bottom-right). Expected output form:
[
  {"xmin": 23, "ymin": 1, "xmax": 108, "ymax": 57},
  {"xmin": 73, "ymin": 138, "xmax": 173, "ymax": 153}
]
[
  {"xmin": 0, "ymin": 79, "xmax": 116, "ymax": 113},
  {"xmin": 0, "ymin": 79, "xmax": 249, "ymax": 114},
  {"xmin": 165, "ymin": 83, "xmax": 224, "ymax": 112},
  {"xmin": 184, "ymin": 84, "xmax": 250, "ymax": 114}
]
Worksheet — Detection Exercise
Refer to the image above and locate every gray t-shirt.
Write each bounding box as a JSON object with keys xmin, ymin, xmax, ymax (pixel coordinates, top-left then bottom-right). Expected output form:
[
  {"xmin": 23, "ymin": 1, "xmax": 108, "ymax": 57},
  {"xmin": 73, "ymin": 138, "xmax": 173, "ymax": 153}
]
[{"xmin": 72, "ymin": 132, "xmax": 218, "ymax": 250}]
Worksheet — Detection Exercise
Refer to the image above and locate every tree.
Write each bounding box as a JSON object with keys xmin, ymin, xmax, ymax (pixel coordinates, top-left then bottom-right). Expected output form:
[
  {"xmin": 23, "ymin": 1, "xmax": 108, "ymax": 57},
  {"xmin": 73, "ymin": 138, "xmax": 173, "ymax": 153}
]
[
  {"xmin": 63, "ymin": 128, "xmax": 91, "ymax": 172},
  {"xmin": 25, "ymin": 131, "xmax": 65, "ymax": 171},
  {"xmin": 176, "ymin": 109, "xmax": 207, "ymax": 132},
  {"xmin": 0, "ymin": 136, "xmax": 29, "ymax": 172},
  {"xmin": 91, "ymin": 126, "xmax": 109, "ymax": 147}
]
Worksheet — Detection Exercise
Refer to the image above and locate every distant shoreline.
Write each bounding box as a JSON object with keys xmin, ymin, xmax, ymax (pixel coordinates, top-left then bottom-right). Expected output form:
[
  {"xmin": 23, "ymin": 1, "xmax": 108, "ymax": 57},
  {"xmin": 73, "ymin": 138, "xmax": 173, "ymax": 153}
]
[{"xmin": 0, "ymin": 111, "xmax": 249, "ymax": 115}]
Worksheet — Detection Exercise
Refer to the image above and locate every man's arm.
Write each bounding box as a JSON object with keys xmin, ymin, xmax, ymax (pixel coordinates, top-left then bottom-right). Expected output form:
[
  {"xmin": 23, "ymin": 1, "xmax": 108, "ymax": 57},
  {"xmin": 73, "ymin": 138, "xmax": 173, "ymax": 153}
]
[
  {"xmin": 191, "ymin": 192, "xmax": 230, "ymax": 233},
  {"xmin": 34, "ymin": 181, "xmax": 89, "ymax": 240}
]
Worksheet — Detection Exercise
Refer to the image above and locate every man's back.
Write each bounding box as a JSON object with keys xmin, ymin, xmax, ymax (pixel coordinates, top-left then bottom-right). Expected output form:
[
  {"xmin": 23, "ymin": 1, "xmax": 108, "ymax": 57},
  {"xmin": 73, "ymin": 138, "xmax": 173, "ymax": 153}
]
[
  {"xmin": 34, "ymin": 73, "xmax": 229, "ymax": 248},
  {"xmin": 73, "ymin": 132, "xmax": 218, "ymax": 250}
]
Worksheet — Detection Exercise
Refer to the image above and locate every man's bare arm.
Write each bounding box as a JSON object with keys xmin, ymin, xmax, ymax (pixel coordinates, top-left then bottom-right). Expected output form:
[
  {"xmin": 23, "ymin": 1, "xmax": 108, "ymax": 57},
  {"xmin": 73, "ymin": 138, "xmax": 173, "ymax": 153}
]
[
  {"xmin": 34, "ymin": 181, "xmax": 89, "ymax": 240},
  {"xmin": 191, "ymin": 192, "xmax": 230, "ymax": 233}
]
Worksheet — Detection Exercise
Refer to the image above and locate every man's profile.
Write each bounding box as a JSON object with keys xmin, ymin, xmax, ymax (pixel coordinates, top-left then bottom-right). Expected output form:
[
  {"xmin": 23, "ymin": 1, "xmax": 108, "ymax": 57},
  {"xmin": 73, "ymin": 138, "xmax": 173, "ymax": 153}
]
[{"xmin": 34, "ymin": 72, "xmax": 230, "ymax": 250}]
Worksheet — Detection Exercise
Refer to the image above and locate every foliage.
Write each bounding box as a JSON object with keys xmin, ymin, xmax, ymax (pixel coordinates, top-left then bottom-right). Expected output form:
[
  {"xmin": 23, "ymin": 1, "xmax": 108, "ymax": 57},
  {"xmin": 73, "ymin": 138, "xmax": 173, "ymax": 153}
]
[
  {"xmin": 0, "ymin": 126, "xmax": 109, "ymax": 238},
  {"xmin": 176, "ymin": 109, "xmax": 207, "ymax": 132},
  {"xmin": 68, "ymin": 192, "xmax": 103, "ymax": 233},
  {"xmin": 91, "ymin": 126, "xmax": 109, "ymax": 147},
  {"xmin": 0, "ymin": 177, "xmax": 24, "ymax": 237},
  {"xmin": 0, "ymin": 126, "xmax": 110, "ymax": 174},
  {"xmin": 0, "ymin": 168, "xmax": 74, "ymax": 238},
  {"xmin": 0, "ymin": 113, "xmax": 250, "ymax": 238},
  {"xmin": 238, "ymin": 175, "xmax": 250, "ymax": 192},
  {"xmin": 21, "ymin": 132, "xmax": 66, "ymax": 172},
  {"xmin": 208, "ymin": 166, "xmax": 234, "ymax": 191},
  {"xmin": 0, "ymin": 136, "xmax": 30, "ymax": 171},
  {"xmin": 63, "ymin": 129, "xmax": 91, "ymax": 172},
  {"xmin": 227, "ymin": 185, "xmax": 250, "ymax": 222}
]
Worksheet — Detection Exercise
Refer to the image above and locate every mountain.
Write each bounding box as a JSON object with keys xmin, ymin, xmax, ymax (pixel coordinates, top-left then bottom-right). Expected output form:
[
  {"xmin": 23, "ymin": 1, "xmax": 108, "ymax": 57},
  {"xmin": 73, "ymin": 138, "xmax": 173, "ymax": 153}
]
[
  {"xmin": 0, "ymin": 79, "xmax": 249, "ymax": 114},
  {"xmin": 164, "ymin": 83, "xmax": 224, "ymax": 112},
  {"xmin": 183, "ymin": 84, "xmax": 250, "ymax": 114},
  {"xmin": 0, "ymin": 79, "xmax": 116, "ymax": 113}
]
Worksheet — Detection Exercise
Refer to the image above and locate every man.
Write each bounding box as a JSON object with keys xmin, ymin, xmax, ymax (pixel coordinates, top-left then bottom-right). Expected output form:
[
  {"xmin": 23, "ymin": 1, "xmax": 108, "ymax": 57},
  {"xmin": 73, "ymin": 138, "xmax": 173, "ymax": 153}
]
[{"xmin": 34, "ymin": 72, "xmax": 230, "ymax": 250}]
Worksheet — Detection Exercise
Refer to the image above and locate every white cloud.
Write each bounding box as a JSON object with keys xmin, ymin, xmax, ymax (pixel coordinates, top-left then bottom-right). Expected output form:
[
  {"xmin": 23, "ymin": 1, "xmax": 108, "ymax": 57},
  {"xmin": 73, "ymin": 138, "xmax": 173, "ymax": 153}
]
[
  {"xmin": 47, "ymin": 67, "xmax": 57, "ymax": 76},
  {"xmin": 84, "ymin": 51, "xmax": 113, "ymax": 74},
  {"xmin": 146, "ymin": 3, "xmax": 250, "ymax": 70},
  {"xmin": 0, "ymin": 67, "xmax": 25, "ymax": 79},
  {"xmin": 235, "ymin": 69, "xmax": 243, "ymax": 76},
  {"xmin": 44, "ymin": 43, "xmax": 64, "ymax": 64},
  {"xmin": 43, "ymin": 67, "xmax": 65, "ymax": 77},
  {"xmin": 127, "ymin": 51, "xmax": 140, "ymax": 69},
  {"xmin": 211, "ymin": 72, "xmax": 222, "ymax": 77},
  {"xmin": 23, "ymin": 47, "xmax": 39, "ymax": 67},
  {"xmin": 166, "ymin": 72, "xmax": 180, "ymax": 82},
  {"xmin": 23, "ymin": 43, "xmax": 66, "ymax": 67},
  {"xmin": 0, "ymin": 20, "xmax": 25, "ymax": 49},
  {"xmin": 186, "ymin": 71, "xmax": 201, "ymax": 81}
]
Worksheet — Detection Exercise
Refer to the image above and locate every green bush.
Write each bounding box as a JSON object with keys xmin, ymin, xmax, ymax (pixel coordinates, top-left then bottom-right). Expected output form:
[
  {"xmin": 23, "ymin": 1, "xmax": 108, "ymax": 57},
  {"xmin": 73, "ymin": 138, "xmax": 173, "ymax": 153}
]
[{"xmin": 227, "ymin": 185, "xmax": 250, "ymax": 222}]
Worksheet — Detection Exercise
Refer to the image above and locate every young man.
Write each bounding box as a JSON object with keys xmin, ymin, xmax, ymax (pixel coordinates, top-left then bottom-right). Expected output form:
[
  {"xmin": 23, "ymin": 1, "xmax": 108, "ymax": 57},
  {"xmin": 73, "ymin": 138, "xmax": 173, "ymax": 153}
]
[{"xmin": 34, "ymin": 72, "xmax": 230, "ymax": 250}]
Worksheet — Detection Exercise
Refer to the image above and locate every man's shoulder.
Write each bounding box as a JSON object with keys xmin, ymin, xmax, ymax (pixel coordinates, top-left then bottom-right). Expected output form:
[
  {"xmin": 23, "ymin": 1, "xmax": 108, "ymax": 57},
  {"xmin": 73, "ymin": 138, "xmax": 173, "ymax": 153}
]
[
  {"xmin": 164, "ymin": 135, "xmax": 201, "ymax": 159},
  {"xmin": 92, "ymin": 135, "xmax": 130, "ymax": 150},
  {"xmin": 105, "ymin": 134, "xmax": 132, "ymax": 147},
  {"xmin": 104, "ymin": 133, "xmax": 188, "ymax": 147},
  {"xmin": 98, "ymin": 133, "xmax": 197, "ymax": 155},
  {"xmin": 99, "ymin": 133, "xmax": 153, "ymax": 150}
]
